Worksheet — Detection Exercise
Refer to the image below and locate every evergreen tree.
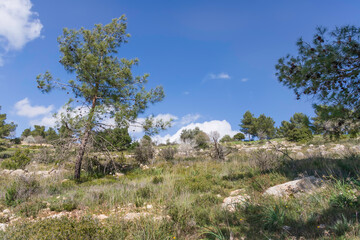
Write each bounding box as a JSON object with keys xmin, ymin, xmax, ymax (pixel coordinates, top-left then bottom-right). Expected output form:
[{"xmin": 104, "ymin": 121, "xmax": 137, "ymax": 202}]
[
  {"xmin": 276, "ymin": 26, "xmax": 360, "ymax": 136},
  {"xmin": 36, "ymin": 16, "xmax": 167, "ymax": 179},
  {"xmin": 0, "ymin": 106, "xmax": 16, "ymax": 139},
  {"xmin": 240, "ymin": 111, "xmax": 256, "ymax": 140}
]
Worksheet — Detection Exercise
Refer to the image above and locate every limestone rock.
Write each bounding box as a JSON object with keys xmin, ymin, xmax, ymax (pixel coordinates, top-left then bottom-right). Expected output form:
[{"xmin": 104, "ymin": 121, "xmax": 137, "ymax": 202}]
[
  {"xmin": 263, "ymin": 176, "xmax": 323, "ymax": 197},
  {"xmin": 0, "ymin": 223, "xmax": 7, "ymax": 231},
  {"xmin": 222, "ymin": 190, "xmax": 250, "ymax": 212},
  {"xmin": 123, "ymin": 212, "xmax": 149, "ymax": 221}
]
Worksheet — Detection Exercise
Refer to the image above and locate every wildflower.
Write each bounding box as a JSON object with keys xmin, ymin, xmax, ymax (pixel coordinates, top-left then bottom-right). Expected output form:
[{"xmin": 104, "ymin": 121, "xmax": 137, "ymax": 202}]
[{"xmin": 173, "ymin": 237, "xmax": 176, "ymax": 239}]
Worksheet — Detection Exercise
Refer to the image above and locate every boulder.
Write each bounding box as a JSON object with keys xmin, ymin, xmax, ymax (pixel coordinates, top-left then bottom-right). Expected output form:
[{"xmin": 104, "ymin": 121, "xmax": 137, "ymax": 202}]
[
  {"xmin": 10, "ymin": 169, "xmax": 26, "ymax": 176},
  {"xmin": 263, "ymin": 176, "xmax": 323, "ymax": 198},
  {"xmin": 95, "ymin": 214, "xmax": 108, "ymax": 220},
  {"xmin": 222, "ymin": 189, "xmax": 250, "ymax": 212},
  {"xmin": 0, "ymin": 223, "xmax": 7, "ymax": 231}
]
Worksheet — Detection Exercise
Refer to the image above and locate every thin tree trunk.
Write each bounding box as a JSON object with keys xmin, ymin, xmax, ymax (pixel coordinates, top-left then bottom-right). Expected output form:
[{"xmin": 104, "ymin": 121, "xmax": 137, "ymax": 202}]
[{"xmin": 74, "ymin": 95, "xmax": 97, "ymax": 180}]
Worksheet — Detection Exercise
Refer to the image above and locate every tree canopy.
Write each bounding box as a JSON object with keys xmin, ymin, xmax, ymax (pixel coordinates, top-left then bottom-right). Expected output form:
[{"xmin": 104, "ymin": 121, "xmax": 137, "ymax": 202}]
[
  {"xmin": 0, "ymin": 106, "xmax": 16, "ymax": 139},
  {"xmin": 275, "ymin": 26, "xmax": 360, "ymax": 136},
  {"xmin": 36, "ymin": 16, "xmax": 167, "ymax": 179},
  {"xmin": 240, "ymin": 111, "xmax": 275, "ymax": 140}
]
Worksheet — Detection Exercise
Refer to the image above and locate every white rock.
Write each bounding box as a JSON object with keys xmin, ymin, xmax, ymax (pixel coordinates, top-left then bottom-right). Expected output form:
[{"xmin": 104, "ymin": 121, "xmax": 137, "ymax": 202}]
[
  {"xmin": 96, "ymin": 214, "xmax": 108, "ymax": 220},
  {"xmin": 48, "ymin": 212, "xmax": 66, "ymax": 219},
  {"xmin": 10, "ymin": 169, "xmax": 26, "ymax": 176},
  {"xmin": 0, "ymin": 223, "xmax": 7, "ymax": 231},
  {"xmin": 296, "ymin": 152, "xmax": 305, "ymax": 159},
  {"xmin": 2, "ymin": 209, "xmax": 10, "ymax": 215},
  {"xmin": 230, "ymin": 189, "xmax": 245, "ymax": 196},
  {"xmin": 115, "ymin": 172, "xmax": 124, "ymax": 177},
  {"xmin": 222, "ymin": 193, "xmax": 250, "ymax": 212},
  {"xmin": 123, "ymin": 212, "xmax": 149, "ymax": 221},
  {"xmin": 263, "ymin": 176, "xmax": 323, "ymax": 197}
]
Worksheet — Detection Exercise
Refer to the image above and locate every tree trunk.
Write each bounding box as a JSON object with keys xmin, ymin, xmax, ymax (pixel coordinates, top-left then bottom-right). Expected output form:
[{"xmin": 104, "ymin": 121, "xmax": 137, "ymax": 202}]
[
  {"xmin": 74, "ymin": 129, "xmax": 91, "ymax": 180},
  {"xmin": 74, "ymin": 95, "xmax": 97, "ymax": 180}
]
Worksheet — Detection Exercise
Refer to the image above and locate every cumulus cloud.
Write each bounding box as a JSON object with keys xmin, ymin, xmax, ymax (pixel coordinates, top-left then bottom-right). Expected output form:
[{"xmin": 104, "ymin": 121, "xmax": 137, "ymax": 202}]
[
  {"xmin": 152, "ymin": 120, "xmax": 239, "ymax": 144},
  {"xmin": 180, "ymin": 114, "xmax": 201, "ymax": 125},
  {"xmin": 0, "ymin": 0, "xmax": 43, "ymax": 65},
  {"xmin": 14, "ymin": 98, "xmax": 54, "ymax": 118}
]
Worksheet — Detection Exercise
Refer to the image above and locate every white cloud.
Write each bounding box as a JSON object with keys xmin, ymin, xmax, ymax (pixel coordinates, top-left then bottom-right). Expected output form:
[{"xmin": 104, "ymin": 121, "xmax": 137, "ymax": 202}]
[
  {"xmin": 208, "ymin": 72, "xmax": 231, "ymax": 80},
  {"xmin": 30, "ymin": 115, "xmax": 57, "ymax": 127},
  {"xmin": 0, "ymin": 0, "xmax": 43, "ymax": 65},
  {"xmin": 180, "ymin": 114, "xmax": 201, "ymax": 125},
  {"xmin": 14, "ymin": 98, "xmax": 54, "ymax": 118},
  {"xmin": 152, "ymin": 120, "xmax": 239, "ymax": 144},
  {"xmin": 183, "ymin": 91, "xmax": 190, "ymax": 95},
  {"xmin": 241, "ymin": 78, "xmax": 248, "ymax": 82}
]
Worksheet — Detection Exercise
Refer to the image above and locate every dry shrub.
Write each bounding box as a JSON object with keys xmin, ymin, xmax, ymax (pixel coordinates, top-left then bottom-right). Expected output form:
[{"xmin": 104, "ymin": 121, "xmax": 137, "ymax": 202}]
[
  {"xmin": 134, "ymin": 139, "xmax": 154, "ymax": 164},
  {"xmin": 249, "ymin": 149, "xmax": 281, "ymax": 172},
  {"xmin": 159, "ymin": 147, "xmax": 177, "ymax": 161}
]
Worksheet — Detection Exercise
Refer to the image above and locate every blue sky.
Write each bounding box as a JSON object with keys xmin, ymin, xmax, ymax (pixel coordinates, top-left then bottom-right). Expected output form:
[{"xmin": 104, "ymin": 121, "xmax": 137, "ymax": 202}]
[{"xmin": 1, "ymin": 0, "xmax": 360, "ymax": 141}]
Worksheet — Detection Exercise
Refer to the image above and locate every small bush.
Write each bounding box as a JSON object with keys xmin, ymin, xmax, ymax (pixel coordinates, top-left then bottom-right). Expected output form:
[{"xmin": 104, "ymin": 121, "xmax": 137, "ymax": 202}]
[
  {"xmin": 152, "ymin": 176, "xmax": 164, "ymax": 184},
  {"xmin": 249, "ymin": 150, "xmax": 281, "ymax": 172},
  {"xmin": 220, "ymin": 135, "xmax": 233, "ymax": 143},
  {"xmin": 159, "ymin": 147, "xmax": 177, "ymax": 161},
  {"xmin": 331, "ymin": 215, "xmax": 352, "ymax": 236},
  {"xmin": 263, "ymin": 205, "xmax": 286, "ymax": 231},
  {"xmin": 17, "ymin": 201, "xmax": 47, "ymax": 218},
  {"xmin": 287, "ymin": 127, "xmax": 313, "ymax": 142},
  {"xmin": 134, "ymin": 139, "xmax": 154, "ymax": 164},
  {"xmin": 1, "ymin": 149, "xmax": 31, "ymax": 169},
  {"xmin": 50, "ymin": 199, "xmax": 78, "ymax": 212},
  {"xmin": 233, "ymin": 133, "xmax": 245, "ymax": 141},
  {"xmin": 136, "ymin": 186, "xmax": 152, "ymax": 199},
  {"xmin": 4, "ymin": 177, "xmax": 40, "ymax": 207}
]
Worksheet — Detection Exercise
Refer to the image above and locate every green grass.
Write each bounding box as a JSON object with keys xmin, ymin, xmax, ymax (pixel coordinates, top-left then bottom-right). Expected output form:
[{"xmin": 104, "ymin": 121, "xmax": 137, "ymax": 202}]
[{"xmin": 1, "ymin": 138, "xmax": 360, "ymax": 239}]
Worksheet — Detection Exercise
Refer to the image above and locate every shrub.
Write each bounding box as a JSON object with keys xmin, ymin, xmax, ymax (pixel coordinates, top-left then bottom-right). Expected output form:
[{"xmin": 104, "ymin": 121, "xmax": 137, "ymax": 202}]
[
  {"xmin": 50, "ymin": 199, "xmax": 78, "ymax": 212},
  {"xmin": 263, "ymin": 205, "xmax": 286, "ymax": 231},
  {"xmin": 134, "ymin": 138, "xmax": 154, "ymax": 164},
  {"xmin": 331, "ymin": 215, "xmax": 352, "ymax": 236},
  {"xmin": 152, "ymin": 176, "xmax": 164, "ymax": 184},
  {"xmin": 249, "ymin": 150, "xmax": 280, "ymax": 172},
  {"xmin": 286, "ymin": 127, "xmax": 313, "ymax": 142},
  {"xmin": 17, "ymin": 201, "xmax": 47, "ymax": 218},
  {"xmin": 1, "ymin": 149, "xmax": 31, "ymax": 169},
  {"xmin": 4, "ymin": 177, "xmax": 40, "ymax": 207},
  {"xmin": 136, "ymin": 186, "xmax": 152, "ymax": 199},
  {"xmin": 233, "ymin": 133, "xmax": 245, "ymax": 141},
  {"xmin": 159, "ymin": 147, "xmax": 177, "ymax": 161},
  {"xmin": 220, "ymin": 135, "xmax": 232, "ymax": 143},
  {"xmin": 195, "ymin": 131, "xmax": 210, "ymax": 149}
]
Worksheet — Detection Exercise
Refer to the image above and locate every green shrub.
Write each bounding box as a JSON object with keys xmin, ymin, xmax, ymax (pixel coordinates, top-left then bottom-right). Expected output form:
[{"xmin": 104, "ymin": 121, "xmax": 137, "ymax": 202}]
[
  {"xmin": 50, "ymin": 199, "xmax": 78, "ymax": 212},
  {"xmin": 220, "ymin": 135, "xmax": 232, "ymax": 143},
  {"xmin": 286, "ymin": 127, "xmax": 313, "ymax": 142},
  {"xmin": 1, "ymin": 149, "xmax": 31, "ymax": 169},
  {"xmin": 263, "ymin": 205, "xmax": 286, "ymax": 231},
  {"xmin": 152, "ymin": 176, "xmax": 164, "ymax": 184},
  {"xmin": 5, "ymin": 184, "xmax": 18, "ymax": 207},
  {"xmin": 136, "ymin": 186, "xmax": 152, "ymax": 199},
  {"xmin": 330, "ymin": 215, "xmax": 352, "ymax": 236},
  {"xmin": 17, "ymin": 201, "xmax": 47, "ymax": 218},
  {"xmin": 134, "ymin": 138, "xmax": 154, "ymax": 164},
  {"xmin": 233, "ymin": 133, "xmax": 245, "ymax": 141},
  {"xmin": 4, "ymin": 177, "xmax": 39, "ymax": 207}
]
